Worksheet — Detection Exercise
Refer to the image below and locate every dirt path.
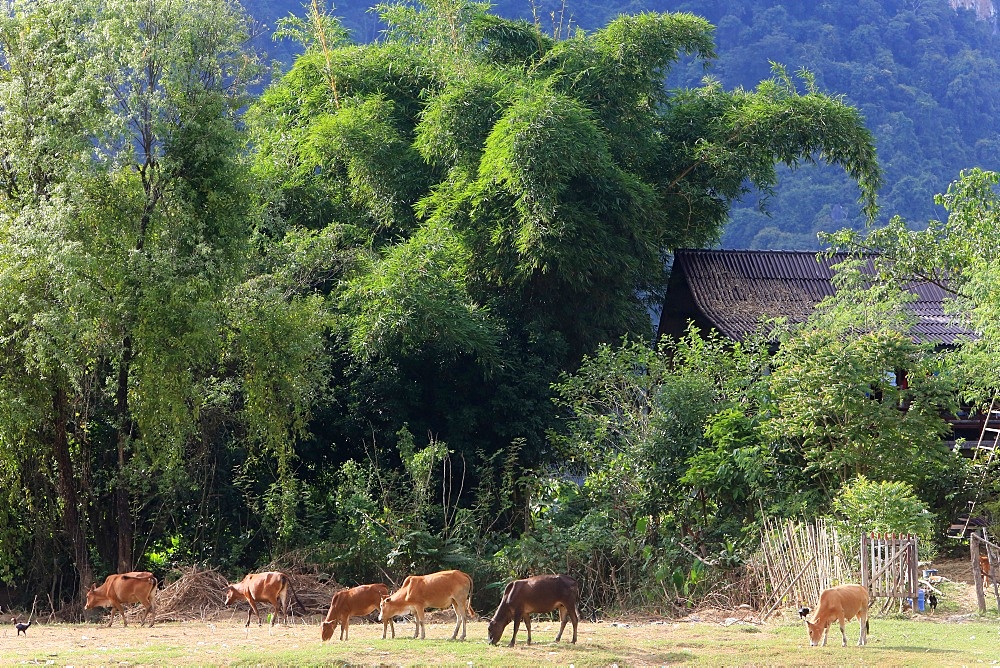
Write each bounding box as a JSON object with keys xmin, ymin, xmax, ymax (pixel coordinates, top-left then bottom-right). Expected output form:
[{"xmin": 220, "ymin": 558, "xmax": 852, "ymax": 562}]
[{"xmin": 920, "ymin": 557, "xmax": 984, "ymax": 617}]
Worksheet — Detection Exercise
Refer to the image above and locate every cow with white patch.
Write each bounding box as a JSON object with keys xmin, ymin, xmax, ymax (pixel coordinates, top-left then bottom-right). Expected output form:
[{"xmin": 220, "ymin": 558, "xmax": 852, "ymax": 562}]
[
  {"xmin": 798, "ymin": 583, "xmax": 869, "ymax": 647},
  {"xmin": 378, "ymin": 569, "xmax": 473, "ymax": 640}
]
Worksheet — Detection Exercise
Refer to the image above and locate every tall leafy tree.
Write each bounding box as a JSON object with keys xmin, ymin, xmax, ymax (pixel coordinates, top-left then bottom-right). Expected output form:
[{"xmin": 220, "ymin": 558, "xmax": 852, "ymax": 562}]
[
  {"xmin": 825, "ymin": 169, "xmax": 1000, "ymax": 405},
  {"xmin": 764, "ymin": 254, "xmax": 959, "ymax": 499},
  {"xmin": 0, "ymin": 0, "xmax": 263, "ymax": 591},
  {"xmin": 249, "ymin": 0, "xmax": 881, "ymax": 473}
]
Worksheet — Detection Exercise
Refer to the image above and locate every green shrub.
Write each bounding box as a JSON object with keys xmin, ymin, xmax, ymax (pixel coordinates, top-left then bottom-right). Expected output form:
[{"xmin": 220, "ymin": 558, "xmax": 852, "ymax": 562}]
[{"xmin": 831, "ymin": 475, "xmax": 936, "ymax": 559}]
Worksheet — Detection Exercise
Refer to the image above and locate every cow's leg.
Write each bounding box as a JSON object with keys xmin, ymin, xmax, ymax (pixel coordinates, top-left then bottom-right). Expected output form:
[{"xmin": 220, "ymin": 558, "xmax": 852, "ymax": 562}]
[
  {"xmin": 415, "ymin": 608, "xmax": 425, "ymax": 639},
  {"xmin": 859, "ymin": 612, "xmax": 868, "ymax": 646},
  {"xmin": 839, "ymin": 618, "xmax": 848, "ymax": 647},
  {"xmin": 119, "ymin": 604, "xmax": 128, "ymax": 627},
  {"xmin": 343, "ymin": 617, "xmax": 349, "ymax": 640},
  {"xmin": 508, "ymin": 614, "xmax": 521, "ymax": 647},
  {"xmin": 450, "ymin": 599, "xmax": 467, "ymax": 641},
  {"xmin": 246, "ymin": 599, "xmax": 261, "ymax": 627},
  {"xmin": 524, "ymin": 614, "xmax": 532, "ymax": 645},
  {"xmin": 382, "ymin": 616, "xmax": 394, "ymax": 639},
  {"xmin": 141, "ymin": 597, "xmax": 155, "ymax": 628},
  {"xmin": 279, "ymin": 589, "xmax": 290, "ymax": 625},
  {"xmin": 568, "ymin": 604, "xmax": 579, "ymax": 643},
  {"xmin": 107, "ymin": 605, "xmax": 118, "ymax": 628},
  {"xmin": 461, "ymin": 597, "xmax": 468, "ymax": 640},
  {"xmin": 449, "ymin": 602, "xmax": 460, "ymax": 640},
  {"xmin": 555, "ymin": 606, "xmax": 569, "ymax": 642}
]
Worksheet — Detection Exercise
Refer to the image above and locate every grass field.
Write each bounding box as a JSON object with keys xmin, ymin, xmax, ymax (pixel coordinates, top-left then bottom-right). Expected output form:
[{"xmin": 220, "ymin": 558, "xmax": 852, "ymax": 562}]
[
  {"xmin": 2, "ymin": 612, "xmax": 1000, "ymax": 667},
  {"xmin": 0, "ymin": 558, "xmax": 992, "ymax": 666}
]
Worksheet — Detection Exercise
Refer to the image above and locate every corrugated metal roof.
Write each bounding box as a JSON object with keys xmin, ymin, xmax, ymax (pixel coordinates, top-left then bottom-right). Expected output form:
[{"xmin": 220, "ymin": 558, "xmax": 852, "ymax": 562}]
[{"xmin": 673, "ymin": 249, "xmax": 971, "ymax": 345}]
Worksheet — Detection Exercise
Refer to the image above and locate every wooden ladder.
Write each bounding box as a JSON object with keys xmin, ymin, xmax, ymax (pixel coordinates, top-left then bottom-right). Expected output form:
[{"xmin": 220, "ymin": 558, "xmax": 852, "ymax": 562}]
[{"xmin": 949, "ymin": 399, "xmax": 1000, "ymax": 538}]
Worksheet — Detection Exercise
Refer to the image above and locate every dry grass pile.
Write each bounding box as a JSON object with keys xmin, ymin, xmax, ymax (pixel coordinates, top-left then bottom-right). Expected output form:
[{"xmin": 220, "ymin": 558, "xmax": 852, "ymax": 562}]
[
  {"xmin": 136, "ymin": 565, "xmax": 231, "ymax": 623},
  {"xmin": 111, "ymin": 560, "xmax": 346, "ymax": 625},
  {"xmin": 261, "ymin": 554, "xmax": 343, "ymax": 615},
  {"xmin": 127, "ymin": 564, "xmax": 344, "ymax": 624}
]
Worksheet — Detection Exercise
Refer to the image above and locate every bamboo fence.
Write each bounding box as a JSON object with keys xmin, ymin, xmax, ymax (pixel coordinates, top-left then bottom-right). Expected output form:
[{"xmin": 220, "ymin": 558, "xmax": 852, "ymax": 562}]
[{"xmin": 753, "ymin": 517, "xmax": 855, "ymax": 620}]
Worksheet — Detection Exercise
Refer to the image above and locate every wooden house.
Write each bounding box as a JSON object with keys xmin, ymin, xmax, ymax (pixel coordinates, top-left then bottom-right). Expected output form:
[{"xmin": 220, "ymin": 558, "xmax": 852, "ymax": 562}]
[
  {"xmin": 656, "ymin": 249, "xmax": 985, "ymax": 445},
  {"xmin": 656, "ymin": 249, "xmax": 988, "ymax": 536},
  {"xmin": 656, "ymin": 249, "xmax": 966, "ymax": 345}
]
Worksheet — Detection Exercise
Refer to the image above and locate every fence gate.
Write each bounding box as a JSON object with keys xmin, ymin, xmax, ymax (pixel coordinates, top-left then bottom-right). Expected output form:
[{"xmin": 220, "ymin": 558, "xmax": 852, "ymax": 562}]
[{"xmin": 861, "ymin": 533, "xmax": 918, "ymax": 610}]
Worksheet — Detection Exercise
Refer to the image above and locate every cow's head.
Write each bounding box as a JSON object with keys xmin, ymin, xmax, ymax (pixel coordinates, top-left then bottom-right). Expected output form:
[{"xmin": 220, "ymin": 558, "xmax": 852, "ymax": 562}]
[
  {"xmin": 804, "ymin": 617, "xmax": 826, "ymax": 646},
  {"xmin": 223, "ymin": 585, "xmax": 239, "ymax": 607},
  {"xmin": 320, "ymin": 619, "xmax": 337, "ymax": 642},
  {"xmin": 487, "ymin": 607, "xmax": 513, "ymax": 645},
  {"xmin": 486, "ymin": 616, "xmax": 501, "ymax": 645},
  {"xmin": 83, "ymin": 583, "xmax": 98, "ymax": 610},
  {"xmin": 377, "ymin": 594, "xmax": 390, "ymax": 622}
]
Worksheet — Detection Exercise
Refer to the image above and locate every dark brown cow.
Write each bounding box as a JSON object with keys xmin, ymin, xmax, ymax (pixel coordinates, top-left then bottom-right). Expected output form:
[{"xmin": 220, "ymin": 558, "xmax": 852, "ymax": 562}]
[
  {"xmin": 85, "ymin": 571, "xmax": 158, "ymax": 627},
  {"xmin": 321, "ymin": 583, "xmax": 395, "ymax": 641},
  {"xmin": 487, "ymin": 574, "xmax": 579, "ymax": 646},
  {"xmin": 378, "ymin": 569, "xmax": 473, "ymax": 640},
  {"xmin": 224, "ymin": 571, "xmax": 301, "ymax": 627}
]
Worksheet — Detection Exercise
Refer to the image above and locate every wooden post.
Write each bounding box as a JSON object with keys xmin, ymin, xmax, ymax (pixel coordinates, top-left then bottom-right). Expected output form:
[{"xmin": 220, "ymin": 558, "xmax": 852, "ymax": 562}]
[
  {"xmin": 977, "ymin": 532, "xmax": 1000, "ymax": 612},
  {"xmin": 861, "ymin": 534, "xmax": 870, "ymax": 591},
  {"xmin": 972, "ymin": 532, "xmax": 987, "ymax": 614}
]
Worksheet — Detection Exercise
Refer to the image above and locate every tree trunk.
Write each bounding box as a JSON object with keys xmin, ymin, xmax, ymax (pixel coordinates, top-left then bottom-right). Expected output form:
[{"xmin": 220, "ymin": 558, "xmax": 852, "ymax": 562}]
[
  {"xmin": 51, "ymin": 386, "xmax": 94, "ymax": 597},
  {"xmin": 115, "ymin": 335, "xmax": 135, "ymax": 573}
]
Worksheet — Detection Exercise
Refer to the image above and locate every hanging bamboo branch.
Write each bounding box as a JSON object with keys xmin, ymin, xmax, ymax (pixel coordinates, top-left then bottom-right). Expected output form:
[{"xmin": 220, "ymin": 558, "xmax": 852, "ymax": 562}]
[{"xmin": 311, "ymin": 0, "xmax": 341, "ymax": 109}]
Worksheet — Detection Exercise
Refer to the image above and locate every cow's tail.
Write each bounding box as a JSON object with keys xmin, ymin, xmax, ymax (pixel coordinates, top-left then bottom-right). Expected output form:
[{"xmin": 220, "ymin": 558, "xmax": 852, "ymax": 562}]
[
  {"xmin": 576, "ymin": 582, "xmax": 583, "ymax": 622},
  {"xmin": 466, "ymin": 572, "xmax": 476, "ymax": 619}
]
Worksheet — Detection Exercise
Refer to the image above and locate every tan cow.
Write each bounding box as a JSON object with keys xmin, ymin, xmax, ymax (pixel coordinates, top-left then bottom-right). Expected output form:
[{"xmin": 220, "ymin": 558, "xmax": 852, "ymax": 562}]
[
  {"xmin": 378, "ymin": 569, "xmax": 473, "ymax": 640},
  {"xmin": 85, "ymin": 571, "xmax": 158, "ymax": 627},
  {"xmin": 224, "ymin": 571, "xmax": 302, "ymax": 627},
  {"xmin": 321, "ymin": 583, "xmax": 394, "ymax": 641},
  {"xmin": 799, "ymin": 583, "xmax": 869, "ymax": 647}
]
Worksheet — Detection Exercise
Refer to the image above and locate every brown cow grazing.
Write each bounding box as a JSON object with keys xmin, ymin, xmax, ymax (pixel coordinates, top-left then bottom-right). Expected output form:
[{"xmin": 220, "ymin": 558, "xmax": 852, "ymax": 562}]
[
  {"xmin": 224, "ymin": 571, "xmax": 302, "ymax": 627},
  {"xmin": 378, "ymin": 569, "xmax": 473, "ymax": 640},
  {"xmin": 981, "ymin": 554, "xmax": 992, "ymax": 586},
  {"xmin": 487, "ymin": 574, "xmax": 580, "ymax": 646},
  {"xmin": 321, "ymin": 583, "xmax": 395, "ymax": 641},
  {"xmin": 799, "ymin": 583, "xmax": 869, "ymax": 647},
  {"xmin": 85, "ymin": 571, "xmax": 158, "ymax": 627}
]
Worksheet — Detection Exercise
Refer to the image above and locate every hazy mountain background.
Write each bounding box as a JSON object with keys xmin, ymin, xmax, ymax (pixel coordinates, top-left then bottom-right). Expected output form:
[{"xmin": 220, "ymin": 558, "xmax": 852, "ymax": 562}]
[{"xmin": 246, "ymin": 0, "xmax": 1000, "ymax": 249}]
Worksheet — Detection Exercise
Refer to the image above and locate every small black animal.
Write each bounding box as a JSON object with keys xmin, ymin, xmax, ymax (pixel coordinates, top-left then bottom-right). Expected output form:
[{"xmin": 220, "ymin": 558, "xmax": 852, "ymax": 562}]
[
  {"xmin": 928, "ymin": 593, "xmax": 938, "ymax": 612},
  {"xmin": 797, "ymin": 606, "xmax": 810, "ymax": 619},
  {"xmin": 13, "ymin": 618, "xmax": 31, "ymax": 636}
]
